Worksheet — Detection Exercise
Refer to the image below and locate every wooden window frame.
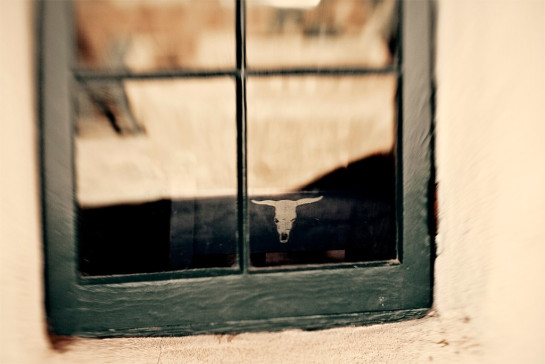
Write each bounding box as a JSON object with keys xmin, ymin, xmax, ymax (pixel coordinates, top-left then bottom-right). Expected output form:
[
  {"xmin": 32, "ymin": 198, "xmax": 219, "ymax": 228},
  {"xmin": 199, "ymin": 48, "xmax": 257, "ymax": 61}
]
[{"xmin": 40, "ymin": 0, "xmax": 434, "ymax": 337}]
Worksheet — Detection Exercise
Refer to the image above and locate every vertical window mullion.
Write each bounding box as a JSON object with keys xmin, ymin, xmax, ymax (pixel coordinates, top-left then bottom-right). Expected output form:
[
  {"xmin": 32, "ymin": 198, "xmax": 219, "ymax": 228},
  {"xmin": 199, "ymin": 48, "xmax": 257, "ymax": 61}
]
[
  {"xmin": 236, "ymin": 0, "xmax": 249, "ymax": 273},
  {"xmin": 395, "ymin": 0, "xmax": 404, "ymax": 262}
]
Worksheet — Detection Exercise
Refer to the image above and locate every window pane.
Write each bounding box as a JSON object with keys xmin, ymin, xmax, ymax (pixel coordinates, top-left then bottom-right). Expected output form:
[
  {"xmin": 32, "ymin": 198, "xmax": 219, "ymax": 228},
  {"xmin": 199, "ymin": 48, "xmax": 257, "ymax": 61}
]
[
  {"xmin": 75, "ymin": 0, "xmax": 235, "ymax": 71},
  {"xmin": 246, "ymin": 0, "xmax": 398, "ymax": 68},
  {"xmin": 75, "ymin": 78, "xmax": 237, "ymax": 275},
  {"xmin": 247, "ymin": 75, "xmax": 397, "ymax": 267}
]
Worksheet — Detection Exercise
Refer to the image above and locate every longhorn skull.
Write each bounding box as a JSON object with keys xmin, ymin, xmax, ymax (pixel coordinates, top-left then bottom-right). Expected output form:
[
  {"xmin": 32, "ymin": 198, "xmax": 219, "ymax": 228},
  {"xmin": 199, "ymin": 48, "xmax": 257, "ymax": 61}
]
[{"xmin": 251, "ymin": 196, "xmax": 323, "ymax": 243}]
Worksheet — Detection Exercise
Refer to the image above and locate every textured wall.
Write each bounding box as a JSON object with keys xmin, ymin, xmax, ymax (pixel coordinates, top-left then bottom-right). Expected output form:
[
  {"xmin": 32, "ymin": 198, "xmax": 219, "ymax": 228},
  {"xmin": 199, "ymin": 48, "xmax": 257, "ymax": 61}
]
[
  {"xmin": 1, "ymin": 0, "xmax": 543, "ymax": 363},
  {"xmin": 434, "ymin": 1, "xmax": 544, "ymax": 359}
]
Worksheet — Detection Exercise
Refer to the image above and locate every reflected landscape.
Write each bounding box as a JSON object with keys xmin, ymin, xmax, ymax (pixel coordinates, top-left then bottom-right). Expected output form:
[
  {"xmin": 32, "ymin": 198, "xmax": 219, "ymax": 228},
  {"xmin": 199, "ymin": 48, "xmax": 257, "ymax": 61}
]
[
  {"xmin": 75, "ymin": 0, "xmax": 399, "ymax": 275},
  {"xmin": 246, "ymin": 0, "xmax": 398, "ymax": 68}
]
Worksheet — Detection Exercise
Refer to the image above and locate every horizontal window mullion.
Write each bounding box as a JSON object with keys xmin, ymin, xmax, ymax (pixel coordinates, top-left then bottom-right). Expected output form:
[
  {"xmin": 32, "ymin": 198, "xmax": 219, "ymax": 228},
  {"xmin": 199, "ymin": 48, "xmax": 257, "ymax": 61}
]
[
  {"xmin": 73, "ymin": 67, "xmax": 398, "ymax": 81},
  {"xmin": 79, "ymin": 267, "xmax": 241, "ymax": 285},
  {"xmin": 247, "ymin": 66, "xmax": 398, "ymax": 77},
  {"xmin": 73, "ymin": 69, "xmax": 239, "ymax": 81}
]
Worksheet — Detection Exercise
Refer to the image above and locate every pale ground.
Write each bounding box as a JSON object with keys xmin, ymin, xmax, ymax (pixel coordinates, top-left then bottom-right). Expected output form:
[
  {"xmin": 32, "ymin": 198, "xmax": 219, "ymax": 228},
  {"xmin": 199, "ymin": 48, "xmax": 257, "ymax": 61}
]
[
  {"xmin": 77, "ymin": 75, "xmax": 395, "ymax": 206},
  {"xmin": 76, "ymin": 0, "xmax": 397, "ymax": 207}
]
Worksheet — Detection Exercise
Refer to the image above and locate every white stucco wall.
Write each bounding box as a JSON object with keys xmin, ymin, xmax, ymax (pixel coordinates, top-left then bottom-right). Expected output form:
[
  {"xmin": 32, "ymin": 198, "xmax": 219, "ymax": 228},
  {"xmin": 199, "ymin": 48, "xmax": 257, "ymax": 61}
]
[{"xmin": 1, "ymin": 0, "xmax": 543, "ymax": 363}]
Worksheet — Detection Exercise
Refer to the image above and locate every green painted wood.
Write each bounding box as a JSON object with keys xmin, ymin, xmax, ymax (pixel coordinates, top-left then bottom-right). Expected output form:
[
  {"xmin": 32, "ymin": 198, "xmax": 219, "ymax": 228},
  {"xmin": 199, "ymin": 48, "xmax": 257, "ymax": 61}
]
[
  {"xmin": 69, "ymin": 265, "xmax": 407, "ymax": 334},
  {"xmin": 41, "ymin": 0, "xmax": 434, "ymax": 337},
  {"xmin": 400, "ymin": 0, "xmax": 434, "ymax": 309},
  {"xmin": 77, "ymin": 308, "xmax": 430, "ymax": 338},
  {"xmin": 40, "ymin": 0, "xmax": 80, "ymax": 333}
]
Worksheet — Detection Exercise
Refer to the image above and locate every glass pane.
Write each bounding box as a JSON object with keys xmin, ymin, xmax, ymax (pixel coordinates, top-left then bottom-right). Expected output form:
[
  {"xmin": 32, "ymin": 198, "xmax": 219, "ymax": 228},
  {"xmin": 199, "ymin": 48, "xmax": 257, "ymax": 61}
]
[
  {"xmin": 75, "ymin": 0, "xmax": 235, "ymax": 71},
  {"xmin": 75, "ymin": 78, "xmax": 237, "ymax": 275},
  {"xmin": 247, "ymin": 75, "xmax": 397, "ymax": 267},
  {"xmin": 247, "ymin": 0, "xmax": 398, "ymax": 68}
]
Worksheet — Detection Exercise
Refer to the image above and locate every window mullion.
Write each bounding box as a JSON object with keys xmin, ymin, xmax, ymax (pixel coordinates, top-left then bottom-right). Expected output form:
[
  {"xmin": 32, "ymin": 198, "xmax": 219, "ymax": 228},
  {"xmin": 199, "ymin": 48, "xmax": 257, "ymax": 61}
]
[{"xmin": 236, "ymin": 0, "xmax": 249, "ymax": 273}]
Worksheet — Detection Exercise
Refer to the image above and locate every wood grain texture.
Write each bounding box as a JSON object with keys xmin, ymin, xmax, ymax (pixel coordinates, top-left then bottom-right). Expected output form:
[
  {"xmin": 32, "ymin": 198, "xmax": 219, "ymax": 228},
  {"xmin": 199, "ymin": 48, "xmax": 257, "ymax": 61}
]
[{"xmin": 77, "ymin": 308, "xmax": 430, "ymax": 338}]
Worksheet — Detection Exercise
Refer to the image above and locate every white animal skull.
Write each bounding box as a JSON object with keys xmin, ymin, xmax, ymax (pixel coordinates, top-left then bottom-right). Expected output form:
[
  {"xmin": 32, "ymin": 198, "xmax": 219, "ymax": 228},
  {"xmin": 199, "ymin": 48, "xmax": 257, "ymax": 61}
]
[{"xmin": 251, "ymin": 196, "xmax": 323, "ymax": 243}]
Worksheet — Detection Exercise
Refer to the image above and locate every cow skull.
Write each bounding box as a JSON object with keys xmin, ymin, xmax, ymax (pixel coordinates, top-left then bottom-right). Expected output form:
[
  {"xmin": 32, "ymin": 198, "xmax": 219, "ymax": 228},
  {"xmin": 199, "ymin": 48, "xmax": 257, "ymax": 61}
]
[{"xmin": 251, "ymin": 196, "xmax": 323, "ymax": 243}]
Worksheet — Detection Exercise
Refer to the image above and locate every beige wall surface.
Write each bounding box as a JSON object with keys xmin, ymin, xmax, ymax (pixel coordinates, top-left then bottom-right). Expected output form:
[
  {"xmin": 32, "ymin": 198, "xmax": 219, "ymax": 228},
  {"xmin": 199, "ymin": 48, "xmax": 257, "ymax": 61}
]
[{"xmin": 1, "ymin": 0, "xmax": 544, "ymax": 363}]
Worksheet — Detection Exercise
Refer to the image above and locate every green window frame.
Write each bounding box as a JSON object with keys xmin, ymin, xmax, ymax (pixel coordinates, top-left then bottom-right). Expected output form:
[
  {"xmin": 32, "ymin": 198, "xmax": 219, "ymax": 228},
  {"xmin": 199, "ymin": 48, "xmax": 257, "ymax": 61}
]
[{"xmin": 40, "ymin": 0, "xmax": 434, "ymax": 336}]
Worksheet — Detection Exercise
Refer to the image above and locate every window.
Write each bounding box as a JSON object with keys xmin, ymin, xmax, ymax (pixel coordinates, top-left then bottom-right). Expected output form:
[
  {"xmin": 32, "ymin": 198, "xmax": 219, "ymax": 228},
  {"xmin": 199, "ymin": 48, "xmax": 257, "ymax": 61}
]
[{"xmin": 41, "ymin": 0, "xmax": 434, "ymax": 336}]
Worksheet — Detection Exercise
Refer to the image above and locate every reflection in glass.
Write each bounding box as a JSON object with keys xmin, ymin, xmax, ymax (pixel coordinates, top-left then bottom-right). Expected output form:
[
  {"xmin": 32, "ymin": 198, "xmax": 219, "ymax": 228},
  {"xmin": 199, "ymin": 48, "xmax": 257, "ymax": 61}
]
[
  {"xmin": 247, "ymin": 75, "xmax": 397, "ymax": 267},
  {"xmin": 246, "ymin": 0, "xmax": 398, "ymax": 68},
  {"xmin": 75, "ymin": 0, "xmax": 235, "ymax": 71},
  {"xmin": 76, "ymin": 79, "xmax": 237, "ymax": 275}
]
